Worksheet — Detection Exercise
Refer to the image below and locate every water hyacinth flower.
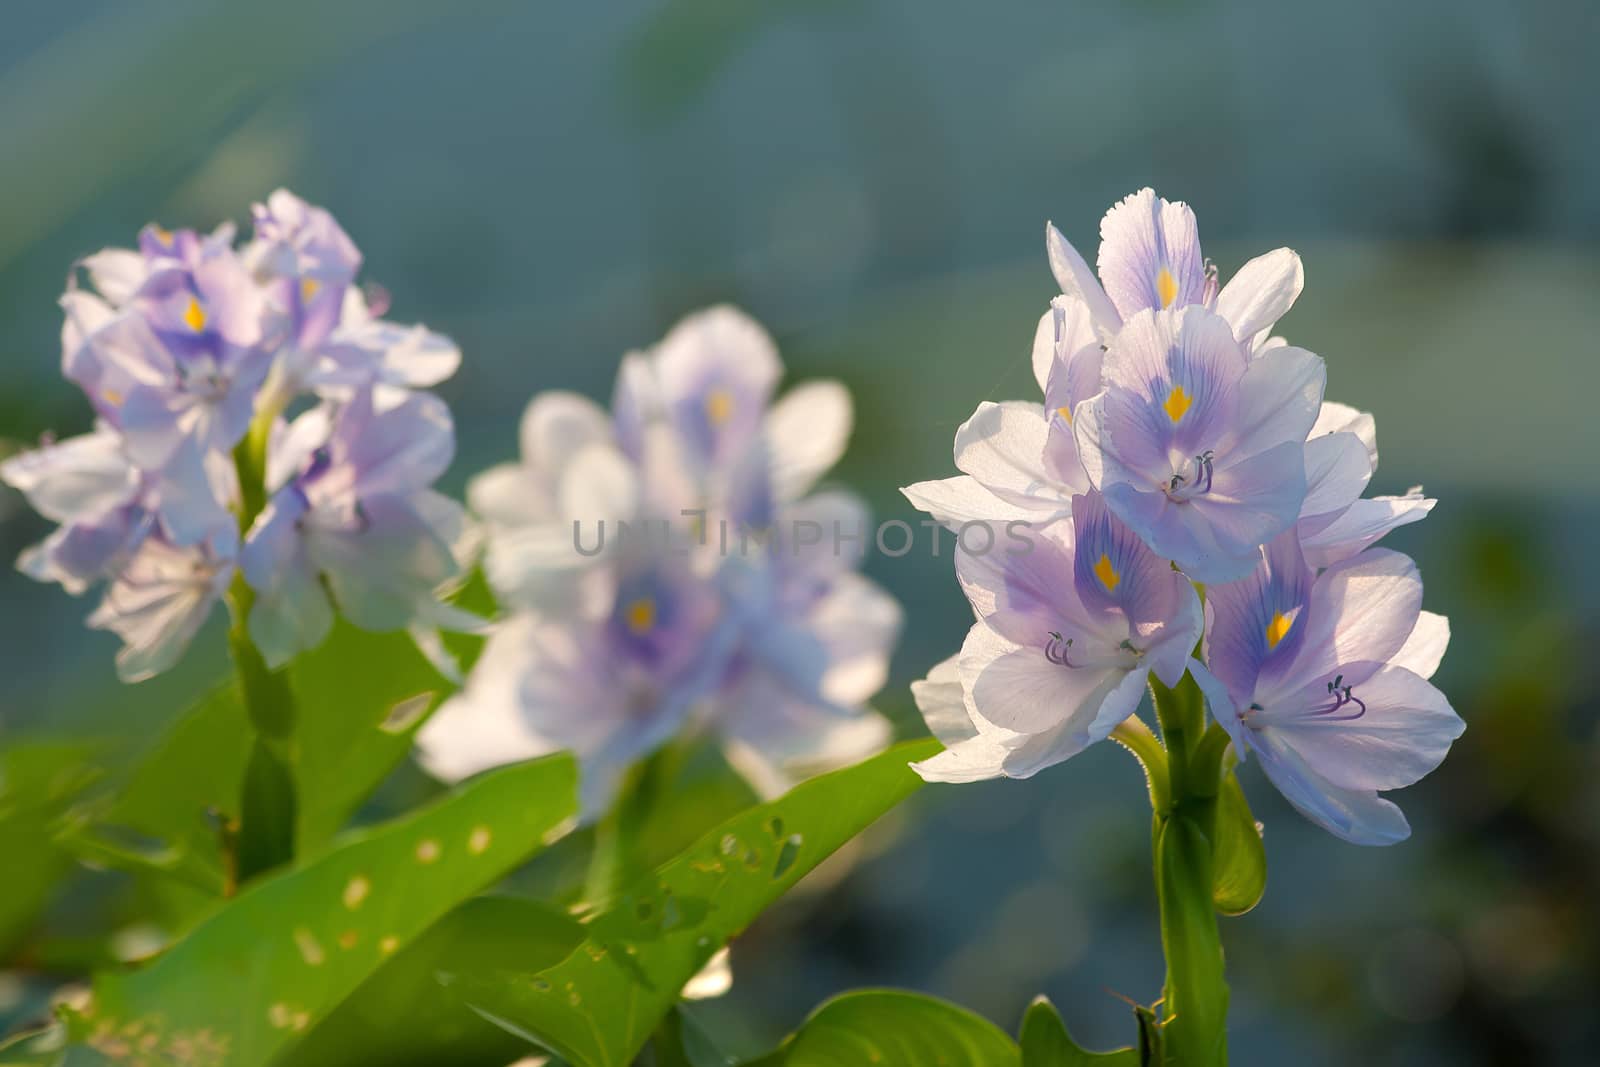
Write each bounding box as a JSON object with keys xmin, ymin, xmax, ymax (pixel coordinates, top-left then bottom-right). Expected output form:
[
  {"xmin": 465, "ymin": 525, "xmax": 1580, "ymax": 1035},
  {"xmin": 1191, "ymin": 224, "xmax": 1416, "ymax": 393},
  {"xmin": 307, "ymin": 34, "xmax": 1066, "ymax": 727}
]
[
  {"xmin": 912, "ymin": 492, "xmax": 1200, "ymax": 782},
  {"xmin": 1194, "ymin": 533, "xmax": 1462, "ymax": 844},
  {"xmin": 1073, "ymin": 304, "xmax": 1325, "ymax": 582},
  {"xmin": 240, "ymin": 389, "xmax": 478, "ymax": 671},
  {"xmin": 5, "ymin": 193, "xmax": 474, "ymax": 681},
  {"xmin": 420, "ymin": 306, "xmax": 898, "ymax": 816}
]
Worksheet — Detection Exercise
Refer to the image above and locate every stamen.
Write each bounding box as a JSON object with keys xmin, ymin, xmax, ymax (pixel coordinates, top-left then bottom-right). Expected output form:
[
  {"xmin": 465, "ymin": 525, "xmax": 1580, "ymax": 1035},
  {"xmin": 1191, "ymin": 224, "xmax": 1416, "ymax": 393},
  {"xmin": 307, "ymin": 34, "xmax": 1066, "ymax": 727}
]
[{"xmin": 1043, "ymin": 631, "xmax": 1077, "ymax": 667}]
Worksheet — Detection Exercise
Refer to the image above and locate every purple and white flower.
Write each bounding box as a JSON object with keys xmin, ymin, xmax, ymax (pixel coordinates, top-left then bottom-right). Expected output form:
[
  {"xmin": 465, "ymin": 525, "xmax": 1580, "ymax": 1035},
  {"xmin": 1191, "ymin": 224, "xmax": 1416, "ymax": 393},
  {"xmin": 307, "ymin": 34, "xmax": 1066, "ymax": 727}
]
[
  {"xmin": 1298, "ymin": 402, "xmax": 1435, "ymax": 568},
  {"xmin": 912, "ymin": 492, "xmax": 1201, "ymax": 782},
  {"xmin": 1193, "ymin": 533, "xmax": 1463, "ymax": 844},
  {"xmin": 1073, "ymin": 305, "xmax": 1324, "ymax": 583},
  {"xmin": 240, "ymin": 389, "xmax": 478, "ymax": 671},
  {"xmin": 421, "ymin": 306, "xmax": 897, "ymax": 815}
]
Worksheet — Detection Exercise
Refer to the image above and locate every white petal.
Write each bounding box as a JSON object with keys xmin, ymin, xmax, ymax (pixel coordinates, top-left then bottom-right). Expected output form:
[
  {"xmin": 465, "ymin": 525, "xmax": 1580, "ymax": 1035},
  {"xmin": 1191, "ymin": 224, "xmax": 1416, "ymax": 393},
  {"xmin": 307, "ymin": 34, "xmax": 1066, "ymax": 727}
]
[
  {"xmin": 1309, "ymin": 402, "xmax": 1378, "ymax": 468},
  {"xmin": 0, "ymin": 429, "xmax": 135, "ymax": 523},
  {"xmin": 912, "ymin": 654, "xmax": 975, "ymax": 746},
  {"xmin": 1393, "ymin": 610, "xmax": 1449, "ymax": 680},
  {"xmin": 953, "ymin": 400, "xmax": 1079, "ymax": 504},
  {"xmin": 1215, "ymin": 248, "xmax": 1303, "ymax": 345},
  {"xmin": 900, "ymin": 475, "xmax": 1042, "ymax": 529},
  {"xmin": 1300, "ymin": 431, "xmax": 1373, "ymax": 521},
  {"xmin": 1045, "ymin": 223, "xmax": 1121, "ymax": 338},
  {"xmin": 764, "ymin": 380, "xmax": 852, "ymax": 502},
  {"xmin": 1252, "ymin": 731, "xmax": 1412, "ymax": 846}
]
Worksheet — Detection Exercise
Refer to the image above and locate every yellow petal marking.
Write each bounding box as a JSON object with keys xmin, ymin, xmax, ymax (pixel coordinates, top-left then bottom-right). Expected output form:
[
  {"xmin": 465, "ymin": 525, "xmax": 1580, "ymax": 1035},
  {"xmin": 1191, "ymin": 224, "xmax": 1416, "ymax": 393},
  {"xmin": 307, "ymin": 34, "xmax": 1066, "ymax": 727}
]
[
  {"xmin": 1056, "ymin": 405, "xmax": 1073, "ymax": 424},
  {"xmin": 1093, "ymin": 553, "xmax": 1121, "ymax": 591},
  {"xmin": 1265, "ymin": 611, "xmax": 1294, "ymax": 650},
  {"xmin": 1156, "ymin": 266, "xmax": 1178, "ymax": 309},
  {"xmin": 626, "ymin": 597, "xmax": 657, "ymax": 634},
  {"xmin": 300, "ymin": 277, "xmax": 321, "ymax": 304},
  {"xmin": 1163, "ymin": 384, "xmax": 1191, "ymax": 423},
  {"xmin": 182, "ymin": 296, "xmax": 207, "ymax": 333},
  {"xmin": 705, "ymin": 388, "xmax": 733, "ymax": 427}
]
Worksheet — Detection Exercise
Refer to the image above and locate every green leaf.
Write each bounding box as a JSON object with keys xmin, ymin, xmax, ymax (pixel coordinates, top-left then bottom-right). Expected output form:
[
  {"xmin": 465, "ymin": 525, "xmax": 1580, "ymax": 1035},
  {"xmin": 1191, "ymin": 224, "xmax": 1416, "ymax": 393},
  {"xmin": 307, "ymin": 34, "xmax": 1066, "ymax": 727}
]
[
  {"xmin": 1017, "ymin": 996, "xmax": 1138, "ymax": 1065},
  {"xmin": 461, "ymin": 739, "xmax": 939, "ymax": 1067},
  {"xmin": 287, "ymin": 896, "xmax": 583, "ymax": 1067},
  {"xmin": 62, "ymin": 622, "xmax": 459, "ymax": 896},
  {"xmin": 758, "ymin": 990, "xmax": 1019, "ymax": 1066},
  {"xmin": 65, "ymin": 754, "xmax": 577, "ymax": 1067},
  {"xmin": 1210, "ymin": 771, "xmax": 1266, "ymax": 916}
]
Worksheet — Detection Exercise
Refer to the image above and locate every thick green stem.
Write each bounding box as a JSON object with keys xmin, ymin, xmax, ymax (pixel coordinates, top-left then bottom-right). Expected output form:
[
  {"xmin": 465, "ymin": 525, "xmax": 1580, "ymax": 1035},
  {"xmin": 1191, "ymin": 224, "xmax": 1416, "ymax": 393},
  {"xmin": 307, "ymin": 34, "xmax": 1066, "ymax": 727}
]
[
  {"xmin": 227, "ymin": 402, "xmax": 298, "ymax": 889},
  {"xmin": 1148, "ymin": 673, "xmax": 1230, "ymax": 1067}
]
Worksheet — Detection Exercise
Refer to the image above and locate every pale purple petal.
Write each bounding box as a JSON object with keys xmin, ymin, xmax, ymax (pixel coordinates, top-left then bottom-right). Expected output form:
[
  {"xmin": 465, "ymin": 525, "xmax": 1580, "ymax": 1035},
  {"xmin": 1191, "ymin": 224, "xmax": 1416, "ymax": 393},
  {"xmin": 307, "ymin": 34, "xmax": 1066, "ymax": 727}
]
[
  {"xmin": 1045, "ymin": 223, "xmax": 1121, "ymax": 338},
  {"xmin": 1214, "ymin": 248, "xmax": 1303, "ymax": 345},
  {"xmin": 1096, "ymin": 189, "xmax": 1206, "ymax": 319}
]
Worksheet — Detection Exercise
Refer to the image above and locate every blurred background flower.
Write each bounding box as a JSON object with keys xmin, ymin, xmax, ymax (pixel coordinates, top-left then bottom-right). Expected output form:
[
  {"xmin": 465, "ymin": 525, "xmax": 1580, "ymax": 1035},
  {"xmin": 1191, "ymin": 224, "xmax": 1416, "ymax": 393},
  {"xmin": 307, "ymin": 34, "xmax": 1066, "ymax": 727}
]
[{"xmin": 0, "ymin": 1, "xmax": 1595, "ymax": 1064}]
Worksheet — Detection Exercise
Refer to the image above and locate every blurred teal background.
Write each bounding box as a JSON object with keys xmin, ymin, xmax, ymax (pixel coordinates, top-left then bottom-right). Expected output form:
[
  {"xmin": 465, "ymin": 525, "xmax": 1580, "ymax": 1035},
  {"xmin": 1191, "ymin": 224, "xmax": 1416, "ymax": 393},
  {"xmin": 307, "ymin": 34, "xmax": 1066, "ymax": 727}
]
[{"xmin": 1, "ymin": 1, "xmax": 1597, "ymax": 1063}]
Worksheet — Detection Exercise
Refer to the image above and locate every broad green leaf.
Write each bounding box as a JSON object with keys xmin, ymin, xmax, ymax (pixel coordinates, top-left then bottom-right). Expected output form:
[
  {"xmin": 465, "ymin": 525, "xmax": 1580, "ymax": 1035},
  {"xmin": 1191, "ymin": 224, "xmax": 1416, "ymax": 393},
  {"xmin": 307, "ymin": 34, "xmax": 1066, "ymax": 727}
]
[
  {"xmin": 289, "ymin": 621, "xmax": 457, "ymax": 849},
  {"xmin": 756, "ymin": 990, "xmax": 1019, "ymax": 1066},
  {"xmin": 1210, "ymin": 771, "xmax": 1266, "ymax": 916},
  {"xmin": 1018, "ymin": 996, "xmax": 1138, "ymax": 1066},
  {"xmin": 462, "ymin": 739, "xmax": 939, "ymax": 1067},
  {"xmin": 64, "ymin": 754, "xmax": 576, "ymax": 1067},
  {"xmin": 288, "ymin": 896, "xmax": 583, "ymax": 1067},
  {"xmin": 61, "ymin": 622, "xmax": 462, "ymax": 896}
]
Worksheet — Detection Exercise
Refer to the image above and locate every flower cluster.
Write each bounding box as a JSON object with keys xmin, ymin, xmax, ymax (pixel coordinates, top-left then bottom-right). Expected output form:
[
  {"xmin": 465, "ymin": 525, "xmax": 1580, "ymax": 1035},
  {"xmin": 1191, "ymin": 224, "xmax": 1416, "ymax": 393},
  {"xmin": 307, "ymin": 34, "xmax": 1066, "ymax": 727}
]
[
  {"xmin": 905, "ymin": 189, "xmax": 1461, "ymax": 844},
  {"xmin": 418, "ymin": 306, "xmax": 900, "ymax": 816},
  {"xmin": 2, "ymin": 191, "xmax": 476, "ymax": 681}
]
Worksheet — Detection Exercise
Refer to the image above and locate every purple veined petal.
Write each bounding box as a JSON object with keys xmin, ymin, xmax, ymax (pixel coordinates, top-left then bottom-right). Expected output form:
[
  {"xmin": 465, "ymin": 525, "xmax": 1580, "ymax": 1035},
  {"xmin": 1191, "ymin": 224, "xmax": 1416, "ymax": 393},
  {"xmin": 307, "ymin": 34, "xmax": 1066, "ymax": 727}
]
[
  {"xmin": 1139, "ymin": 584, "xmax": 1204, "ymax": 689},
  {"xmin": 114, "ymin": 386, "xmax": 190, "ymax": 470},
  {"xmin": 1190, "ymin": 657, "xmax": 1249, "ymax": 757},
  {"xmin": 1096, "ymin": 189, "xmax": 1206, "ymax": 320},
  {"xmin": 764, "ymin": 380, "xmax": 852, "ymax": 503},
  {"xmin": 1298, "ymin": 492, "xmax": 1435, "ymax": 569},
  {"xmin": 1215, "ymin": 248, "xmax": 1304, "ymax": 345},
  {"xmin": 87, "ymin": 536, "xmax": 232, "ymax": 683},
  {"xmin": 1032, "ymin": 294, "xmax": 1103, "ymax": 395},
  {"xmin": 1266, "ymin": 547, "xmax": 1423, "ymax": 703},
  {"xmin": 1202, "ymin": 530, "xmax": 1314, "ymax": 707},
  {"xmin": 1248, "ymin": 727, "xmax": 1412, "ymax": 845},
  {"xmin": 651, "ymin": 305, "xmax": 783, "ymax": 469},
  {"xmin": 1267, "ymin": 664, "xmax": 1462, "ymax": 793},
  {"xmin": 1070, "ymin": 490, "xmax": 1182, "ymax": 631},
  {"xmin": 955, "ymin": 512, "xmax": 1095, "ymax": 647},
  {"xmin": 267, "ymin": 404, "xmax": 335, "ymax": 493},
  {"xmin": 1224, "ymin": 344, "xmax": 1326, "ymax": 460},
  {"xmin": 1186, "ymin": 438, "xmax": 1308, "ymax": 565},
  {"xmin": 958, "ymin": 617, "xmax": 1128, "ymax": 742},
  {"xmin": 1045, "ymin": 223, "xmax": 1122, "ymax": 339},
  {"xmin": 241, "ymin": 490, "xmax": 335, "ymax": 668},
  {"xmin": 307, "ymin": 493, "xmax": 462, "ymax": 635},
  {"xmin": 251, "ymin": 189, "xmax": 363, "ymax": 286},
  {"xmin": 1300, "ymin": 431, "xmax": 1373, "ymax": 523},
  {"xmin": 1310, "ymin": 401, "xmax": 1378, "ymax": 468},
  {"xmin": 1100, "ymin": 307, "xmax": 1248, "ymax": 463},
  {"xmin": 189, "ymin": 248, "xmax": 267, "ymax": 349},
  {"xmin": 952, "ymin": 400, "xmax": 1077, "ymax": 507},
  {"xmin": 19, "ymin": 505, "xmax": 153, "ymax": 595},
  {"xmin": 328, "ymin": 389, "xmax": 455, "ymax": 500},
  {"xmin": 0, "ymin": 428, "xmax": 136, "ymax": 524},
  {"xmin": 152, "ymin": 437, "xmax": 234, "ymax": 547},
  {"xmin": 1393, "ymin": 610, "xmax": 1449, "ymax": 680}
]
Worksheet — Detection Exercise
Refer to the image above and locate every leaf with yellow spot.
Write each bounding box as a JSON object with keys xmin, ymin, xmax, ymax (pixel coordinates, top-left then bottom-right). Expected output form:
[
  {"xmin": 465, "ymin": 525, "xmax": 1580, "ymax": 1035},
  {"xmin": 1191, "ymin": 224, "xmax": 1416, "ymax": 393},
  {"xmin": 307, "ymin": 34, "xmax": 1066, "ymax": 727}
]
[
  {"xmin": 66, "ymin": 754, "xmax": 576, "ymax": 1067},
  {"xmin": 455, "ymin": 739, "xmax": 939, "ymax": 1067}
]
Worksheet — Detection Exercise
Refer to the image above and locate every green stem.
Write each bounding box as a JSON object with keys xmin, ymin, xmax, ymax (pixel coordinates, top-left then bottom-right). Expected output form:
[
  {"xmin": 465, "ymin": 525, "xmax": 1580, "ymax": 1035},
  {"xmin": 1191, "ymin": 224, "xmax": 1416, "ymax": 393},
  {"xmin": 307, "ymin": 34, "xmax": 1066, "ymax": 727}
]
[
  {"xmin": 1148, "ymin": 673, "xmax": 1230, "ymax": 1066},
  {"xmin": 1111, "ymin": 717, "xmax": 1170, "ymax": 815},
  {"xmin": 227, "ymin": 403, "xmax": 298, "ymax": 889}
]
